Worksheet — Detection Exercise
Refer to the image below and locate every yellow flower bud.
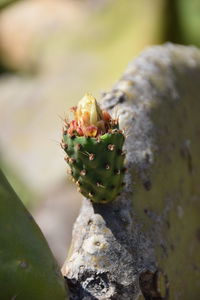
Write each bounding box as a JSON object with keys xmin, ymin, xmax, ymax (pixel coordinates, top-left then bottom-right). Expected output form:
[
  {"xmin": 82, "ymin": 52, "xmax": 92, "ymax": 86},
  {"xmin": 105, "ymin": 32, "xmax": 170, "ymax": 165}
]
[{"xmin": 76, "ymin": 93, "xmax": 103, "ymax": 127}]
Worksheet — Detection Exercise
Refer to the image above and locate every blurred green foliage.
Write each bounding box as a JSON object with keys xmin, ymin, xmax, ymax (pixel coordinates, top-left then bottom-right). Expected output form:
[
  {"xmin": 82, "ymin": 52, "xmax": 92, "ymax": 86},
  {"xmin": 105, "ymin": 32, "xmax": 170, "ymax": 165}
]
[
  {"xmin": 0, "ymin": 0, "xmax": 19, "ymax": 9},
  {"xmin": 164, "ymin": 0, "xmax": 200, "ymax": 46},
  {"xmin": 176, "ymin": 0, "xmax": 200, "ymax": 46}
]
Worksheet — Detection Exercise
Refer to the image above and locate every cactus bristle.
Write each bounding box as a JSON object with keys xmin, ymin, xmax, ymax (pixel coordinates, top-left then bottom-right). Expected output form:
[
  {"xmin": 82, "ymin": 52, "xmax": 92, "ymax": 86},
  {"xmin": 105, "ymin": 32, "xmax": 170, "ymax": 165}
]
[
  {"xmin": 115, "ymin": 170, "xmax": 121, "ymax": 175},
  {"xmin": 89, "ymin": 153, "xmax": 95, "ymax": 160},
  {"xmin": 80, "ymin": 169, "xmax": 87, "ymax": 176},
  {"xmin": 96, "ymin": 182, "xmax": 105, "ymax": 188},
  {"xmin": 107, "ymin": 144, "xmax": 115, "ymax": 151},
  {"xmin": 62, "ymin": 94, "xmax": 126, "ymax": 203}
]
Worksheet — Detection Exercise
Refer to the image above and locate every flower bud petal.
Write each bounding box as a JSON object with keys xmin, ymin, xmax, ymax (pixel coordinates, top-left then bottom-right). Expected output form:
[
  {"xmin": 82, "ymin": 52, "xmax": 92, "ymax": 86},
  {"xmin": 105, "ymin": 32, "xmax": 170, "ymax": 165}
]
[{"xmin": 77, "ymin": 93, "xmax": 102, "ymax": 127}]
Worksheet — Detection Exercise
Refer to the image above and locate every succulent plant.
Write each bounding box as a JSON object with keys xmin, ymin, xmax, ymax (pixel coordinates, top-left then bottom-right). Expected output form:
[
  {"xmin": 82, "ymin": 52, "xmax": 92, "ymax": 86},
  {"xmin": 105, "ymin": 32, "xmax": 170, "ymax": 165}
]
[
  {"xmin": 61, "ymin": 94, "xmax": 126, "ymax": 203},
  {"xmin": 0, "ymin": 169, "xmax": 67, "ymax": 299}
]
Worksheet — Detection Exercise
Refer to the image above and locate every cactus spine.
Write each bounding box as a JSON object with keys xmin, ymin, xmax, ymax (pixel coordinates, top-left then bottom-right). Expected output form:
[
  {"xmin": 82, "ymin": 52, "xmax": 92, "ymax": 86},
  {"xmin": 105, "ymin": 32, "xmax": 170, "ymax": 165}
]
[{"xmin": 62, "ymin": 94, "xmax": 126, "ymax": 203}]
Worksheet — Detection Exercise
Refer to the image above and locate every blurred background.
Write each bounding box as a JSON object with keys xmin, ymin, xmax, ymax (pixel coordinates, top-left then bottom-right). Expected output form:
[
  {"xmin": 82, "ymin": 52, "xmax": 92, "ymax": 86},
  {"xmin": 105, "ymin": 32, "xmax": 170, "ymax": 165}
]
[{"xmin": 0, "ymin": 0, "xmax": 200, "ymax": 266}]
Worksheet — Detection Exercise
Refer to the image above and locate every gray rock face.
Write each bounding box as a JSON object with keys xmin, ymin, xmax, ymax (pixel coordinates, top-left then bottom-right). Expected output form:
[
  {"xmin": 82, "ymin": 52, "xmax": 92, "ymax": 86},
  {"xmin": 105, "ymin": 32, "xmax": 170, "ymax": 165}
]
[{"xmin": 62, "ymin": 44, "xmax": 200, "ymax": 299}]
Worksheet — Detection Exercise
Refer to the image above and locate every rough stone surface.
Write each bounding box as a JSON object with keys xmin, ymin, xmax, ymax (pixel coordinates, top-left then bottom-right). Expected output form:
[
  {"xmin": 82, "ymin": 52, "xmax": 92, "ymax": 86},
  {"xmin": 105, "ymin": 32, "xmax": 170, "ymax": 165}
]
[{"xmin": 62, "ymin": 44, "xmax": 200, "ymax": 299}]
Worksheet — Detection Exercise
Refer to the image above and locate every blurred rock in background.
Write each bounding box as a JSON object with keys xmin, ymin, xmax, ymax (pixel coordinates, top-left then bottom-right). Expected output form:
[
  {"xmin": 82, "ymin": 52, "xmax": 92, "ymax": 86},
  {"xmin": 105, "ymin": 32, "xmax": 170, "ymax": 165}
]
[{"xmin": 0, "ymin": 0, "xmax": 199, "ymax": 264}]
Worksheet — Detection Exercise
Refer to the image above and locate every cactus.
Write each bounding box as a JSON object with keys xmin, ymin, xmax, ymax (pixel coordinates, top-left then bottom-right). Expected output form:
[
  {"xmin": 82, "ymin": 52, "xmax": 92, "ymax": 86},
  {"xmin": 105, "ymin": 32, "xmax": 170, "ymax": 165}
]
[
  {"xmin": 62, "ymin": 94, "xmax": 126, "ymax": 203},
  {"xmin": 0, "ymin": 169, "xmax": 67, "ymax": 300}
]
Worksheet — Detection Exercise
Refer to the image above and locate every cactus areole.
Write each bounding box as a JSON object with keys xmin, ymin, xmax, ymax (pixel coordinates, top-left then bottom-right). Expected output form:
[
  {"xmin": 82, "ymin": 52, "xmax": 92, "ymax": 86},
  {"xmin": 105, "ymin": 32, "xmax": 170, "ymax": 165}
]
[{"xmin": 62, "ymin": 94, "xmax": 126, "ymax": 203}]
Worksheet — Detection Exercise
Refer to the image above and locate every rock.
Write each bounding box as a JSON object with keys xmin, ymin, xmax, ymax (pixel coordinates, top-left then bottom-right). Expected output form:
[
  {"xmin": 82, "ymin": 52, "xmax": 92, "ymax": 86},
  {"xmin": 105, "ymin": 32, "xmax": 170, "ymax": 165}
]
[{"xmin": 62, "ymin": 44, "xmax": 200, "ymax": 299}]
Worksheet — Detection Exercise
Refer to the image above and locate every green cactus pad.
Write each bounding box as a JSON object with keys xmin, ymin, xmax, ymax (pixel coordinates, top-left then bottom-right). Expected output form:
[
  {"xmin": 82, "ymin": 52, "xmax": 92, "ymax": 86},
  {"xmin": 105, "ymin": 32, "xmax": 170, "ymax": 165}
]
[
  {"xmin": 0, "ymin": 170, "xmax": 67, "ymax": 300},
  {"xmin": 63, "ymin": 130, "xmax": 126, "ymax": 203}
]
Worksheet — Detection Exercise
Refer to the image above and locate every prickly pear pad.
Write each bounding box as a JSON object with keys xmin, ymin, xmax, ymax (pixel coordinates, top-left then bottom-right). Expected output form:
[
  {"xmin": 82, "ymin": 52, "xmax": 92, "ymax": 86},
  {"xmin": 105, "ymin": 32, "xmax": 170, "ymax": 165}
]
[
  {"xmin": 63, "ymin": 132, "xmax": 125, "ymax": 203},
  {"xmin": 61, "ymin": 94, "xmax": 126, "ymax": 203}
]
